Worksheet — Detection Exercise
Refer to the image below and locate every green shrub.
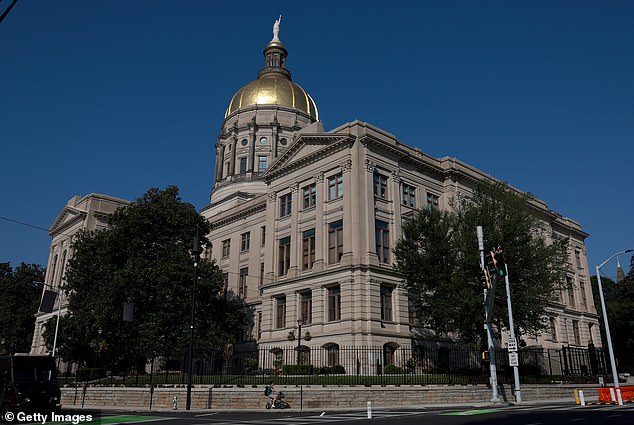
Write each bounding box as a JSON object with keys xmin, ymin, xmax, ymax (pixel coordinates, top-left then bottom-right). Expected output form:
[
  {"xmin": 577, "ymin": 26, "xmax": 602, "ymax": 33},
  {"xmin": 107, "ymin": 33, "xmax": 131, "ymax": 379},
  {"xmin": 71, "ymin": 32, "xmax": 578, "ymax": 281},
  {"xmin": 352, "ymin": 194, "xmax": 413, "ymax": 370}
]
[
  {"xmin": 282, "ymin": 364, "xmax": 314, "ymax": 375},
  {"xmin": 383, "ymin": 364, "xmax": 404, "ymax": 374},
  {"xmin": 76, "ymin": 368, "xmax": 107, "ymax": 381}
]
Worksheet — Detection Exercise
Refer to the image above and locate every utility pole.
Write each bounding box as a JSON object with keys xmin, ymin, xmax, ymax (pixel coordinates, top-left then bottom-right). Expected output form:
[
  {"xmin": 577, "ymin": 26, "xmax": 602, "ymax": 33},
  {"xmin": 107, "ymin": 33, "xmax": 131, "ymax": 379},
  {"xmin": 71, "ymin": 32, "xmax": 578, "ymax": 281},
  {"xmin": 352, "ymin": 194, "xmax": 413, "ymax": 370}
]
[
  {"xmin": 477, "ymin": 226, "xmax": 499, "ymax": 402},
  {"xmin": 499, "ymin": 254, "xmax": 521, "ymax": 403}
]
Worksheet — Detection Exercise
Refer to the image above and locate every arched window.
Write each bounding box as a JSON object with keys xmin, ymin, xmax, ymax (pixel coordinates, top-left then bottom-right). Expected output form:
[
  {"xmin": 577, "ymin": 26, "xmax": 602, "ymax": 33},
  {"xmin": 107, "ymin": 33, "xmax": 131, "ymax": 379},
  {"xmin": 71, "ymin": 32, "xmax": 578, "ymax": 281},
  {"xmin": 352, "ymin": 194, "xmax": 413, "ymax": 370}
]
[{"xmin": 322, "ymin": 343, "xmax": 339, "ymax": 367}]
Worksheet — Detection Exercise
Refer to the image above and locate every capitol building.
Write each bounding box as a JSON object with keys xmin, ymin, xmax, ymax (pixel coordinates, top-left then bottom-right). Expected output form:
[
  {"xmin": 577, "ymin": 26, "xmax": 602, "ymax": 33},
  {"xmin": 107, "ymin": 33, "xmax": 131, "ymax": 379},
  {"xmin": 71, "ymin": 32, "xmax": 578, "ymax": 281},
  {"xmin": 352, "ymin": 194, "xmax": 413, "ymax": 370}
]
[{"xmin": 31, "ymin": 23, "xmax": 599, "ymax": 363}]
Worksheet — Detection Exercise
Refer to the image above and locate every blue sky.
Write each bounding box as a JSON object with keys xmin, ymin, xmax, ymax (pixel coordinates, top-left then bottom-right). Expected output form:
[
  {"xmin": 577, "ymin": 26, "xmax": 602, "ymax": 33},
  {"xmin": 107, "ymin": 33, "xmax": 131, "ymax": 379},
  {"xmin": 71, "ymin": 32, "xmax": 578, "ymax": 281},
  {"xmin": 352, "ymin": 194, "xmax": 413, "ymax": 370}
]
[{"xmin": 1, "ymin": 1, "xmax": 632, "ymax": 279}]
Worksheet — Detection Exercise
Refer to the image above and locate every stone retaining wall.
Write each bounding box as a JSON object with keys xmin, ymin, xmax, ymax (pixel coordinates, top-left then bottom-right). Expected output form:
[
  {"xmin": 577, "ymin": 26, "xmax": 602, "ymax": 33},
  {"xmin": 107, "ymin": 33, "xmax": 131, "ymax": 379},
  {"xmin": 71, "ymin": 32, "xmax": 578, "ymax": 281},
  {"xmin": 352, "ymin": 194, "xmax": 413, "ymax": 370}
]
[{"xmin": 61, "ymin": 384, "xmax": 598, "ymax": 410}]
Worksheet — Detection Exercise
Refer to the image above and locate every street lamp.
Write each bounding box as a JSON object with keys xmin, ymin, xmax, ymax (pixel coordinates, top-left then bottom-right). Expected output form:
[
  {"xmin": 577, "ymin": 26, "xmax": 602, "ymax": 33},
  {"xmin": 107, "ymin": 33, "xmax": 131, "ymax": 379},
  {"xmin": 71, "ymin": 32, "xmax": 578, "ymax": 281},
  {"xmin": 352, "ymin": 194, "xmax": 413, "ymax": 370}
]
[
  {"xmin": 296, "ymin": 319, "xmax": 303, "ymax": 365},
  {"xmin": 186, "ymin": 229, "xmax": 202, "ymax": 411},
  {"xmin": 595, "ymin": 249, "xmax": 633, "ymax": 390}
]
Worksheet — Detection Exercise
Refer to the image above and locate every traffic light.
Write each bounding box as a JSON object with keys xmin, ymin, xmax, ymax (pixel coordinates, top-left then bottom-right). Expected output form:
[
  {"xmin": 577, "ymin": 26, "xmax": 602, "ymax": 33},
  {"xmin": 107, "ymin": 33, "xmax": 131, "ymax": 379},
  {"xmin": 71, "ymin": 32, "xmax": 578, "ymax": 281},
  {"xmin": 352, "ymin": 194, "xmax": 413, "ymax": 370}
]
[
  {"xmin": 492, "ymin": 246, "xmax": 506, "ymax": 277},
  {"xmin": 479, "ymin": 269, "xmax": 490, "ymax": 289},
  {"xmin": 485, "ymin": 251, "xmax": 497, "ymax": 279}
]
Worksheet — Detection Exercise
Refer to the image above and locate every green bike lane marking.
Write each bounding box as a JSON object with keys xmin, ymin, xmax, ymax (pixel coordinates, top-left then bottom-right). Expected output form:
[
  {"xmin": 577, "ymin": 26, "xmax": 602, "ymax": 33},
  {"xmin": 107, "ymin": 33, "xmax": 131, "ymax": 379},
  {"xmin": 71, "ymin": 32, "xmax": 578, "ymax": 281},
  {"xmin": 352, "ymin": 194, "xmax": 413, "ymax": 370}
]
[
  {"xmin": 440, "ymin": 409, "xmax": 501, "ymax": 416},
  {"xmin": 50, "ymin": 415, "xmax": 167, "ymax": 425}
]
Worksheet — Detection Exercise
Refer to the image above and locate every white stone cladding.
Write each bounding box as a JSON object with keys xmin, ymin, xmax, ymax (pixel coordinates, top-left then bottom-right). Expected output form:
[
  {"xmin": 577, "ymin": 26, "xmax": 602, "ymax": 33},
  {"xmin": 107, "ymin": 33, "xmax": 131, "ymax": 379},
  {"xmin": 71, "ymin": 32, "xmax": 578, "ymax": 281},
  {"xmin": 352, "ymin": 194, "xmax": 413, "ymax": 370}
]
[{"xmin": 202, "ymin": 118, "xmax": 599, "ymax": 352}]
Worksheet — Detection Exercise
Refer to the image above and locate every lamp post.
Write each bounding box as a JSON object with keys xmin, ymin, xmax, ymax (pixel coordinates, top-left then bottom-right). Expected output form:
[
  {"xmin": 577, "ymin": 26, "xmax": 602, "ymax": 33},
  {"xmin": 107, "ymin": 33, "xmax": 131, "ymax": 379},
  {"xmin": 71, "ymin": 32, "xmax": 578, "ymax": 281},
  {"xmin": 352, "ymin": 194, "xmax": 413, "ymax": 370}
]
[
  {"xmin": 296, "ymin": 319, "xmax": 303, "ymax": 365},
  {"xmin": 595, "ymin": 249, "xmax": 633, "ymax": 390},
  {"xmin": 186, "ymin": 229, "xmax": 202, "ymax": 411}
]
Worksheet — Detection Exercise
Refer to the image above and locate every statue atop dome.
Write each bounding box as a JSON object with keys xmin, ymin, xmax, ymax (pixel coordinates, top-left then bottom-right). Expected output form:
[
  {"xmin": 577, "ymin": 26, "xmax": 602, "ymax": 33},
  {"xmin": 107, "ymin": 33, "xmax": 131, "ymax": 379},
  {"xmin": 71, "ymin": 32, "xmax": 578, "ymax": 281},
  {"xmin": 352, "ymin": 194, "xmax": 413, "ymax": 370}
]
[{"xmin": 272, "ymin": 15, "xmax": 282, "ymax": 41}]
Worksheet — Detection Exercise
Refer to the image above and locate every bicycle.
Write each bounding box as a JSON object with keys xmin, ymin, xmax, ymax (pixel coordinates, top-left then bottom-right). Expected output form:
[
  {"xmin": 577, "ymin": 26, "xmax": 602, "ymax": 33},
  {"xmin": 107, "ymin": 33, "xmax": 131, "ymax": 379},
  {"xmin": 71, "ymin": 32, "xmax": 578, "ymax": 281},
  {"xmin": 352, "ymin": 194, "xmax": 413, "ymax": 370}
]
[{"xmin": 265, "ymin": 391, "xmax": 290, "ymax": 409}]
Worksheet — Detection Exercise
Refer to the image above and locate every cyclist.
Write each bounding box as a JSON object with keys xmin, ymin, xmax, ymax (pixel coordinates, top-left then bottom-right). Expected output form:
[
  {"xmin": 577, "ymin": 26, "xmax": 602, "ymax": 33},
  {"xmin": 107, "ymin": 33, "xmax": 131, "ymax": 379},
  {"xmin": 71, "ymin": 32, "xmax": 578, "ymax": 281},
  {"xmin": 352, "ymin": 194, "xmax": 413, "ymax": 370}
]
[{"xmin": 265, "ymin": 380, "xmax": 278, "ymax": 407}]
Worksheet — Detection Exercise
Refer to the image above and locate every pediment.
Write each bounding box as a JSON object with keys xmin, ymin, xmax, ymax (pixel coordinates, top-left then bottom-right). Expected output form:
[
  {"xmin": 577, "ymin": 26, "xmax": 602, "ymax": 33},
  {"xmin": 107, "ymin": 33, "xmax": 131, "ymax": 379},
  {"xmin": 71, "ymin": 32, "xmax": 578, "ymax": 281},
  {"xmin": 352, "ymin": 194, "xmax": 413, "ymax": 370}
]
[
  {"xmin": 49, "ymin": 205, "xmax": 87, "ymax": 235},
  {"xmin": 264, "ymin": 133, "xmax": 353, "ymax": 180}
]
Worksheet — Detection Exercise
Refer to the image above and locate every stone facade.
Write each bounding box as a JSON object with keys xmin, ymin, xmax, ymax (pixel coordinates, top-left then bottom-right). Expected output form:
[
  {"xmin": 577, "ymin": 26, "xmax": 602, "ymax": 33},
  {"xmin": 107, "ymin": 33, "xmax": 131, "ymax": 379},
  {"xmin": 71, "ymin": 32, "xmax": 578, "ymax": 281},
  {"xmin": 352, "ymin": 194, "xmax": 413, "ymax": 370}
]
[
  {"xmin": 30, "ymin": 194, "xmax": 129, "ymax": 358},
  {"xmin": 201, "ymin": 28, "xmax": 600, "ymax": 358}
]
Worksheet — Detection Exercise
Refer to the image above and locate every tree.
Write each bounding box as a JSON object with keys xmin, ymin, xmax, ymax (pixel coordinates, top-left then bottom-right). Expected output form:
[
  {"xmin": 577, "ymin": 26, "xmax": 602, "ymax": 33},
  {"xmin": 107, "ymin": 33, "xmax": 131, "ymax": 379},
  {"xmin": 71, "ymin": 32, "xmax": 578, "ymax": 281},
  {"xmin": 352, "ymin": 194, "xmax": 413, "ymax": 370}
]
[
  {"xmin": 46, "ymin": 186, "xmax": 246, "ymax": 372},
  {"xmin": 394, "ymin": 181, "xmax": 570, "ymax": 345},
  {"xmin": 0, "ymin": 262, "xmax": 45, "ymax": 354},
  {"xmin": 591, "ymin": 254, "xmax": 634, "ymax": 373}
]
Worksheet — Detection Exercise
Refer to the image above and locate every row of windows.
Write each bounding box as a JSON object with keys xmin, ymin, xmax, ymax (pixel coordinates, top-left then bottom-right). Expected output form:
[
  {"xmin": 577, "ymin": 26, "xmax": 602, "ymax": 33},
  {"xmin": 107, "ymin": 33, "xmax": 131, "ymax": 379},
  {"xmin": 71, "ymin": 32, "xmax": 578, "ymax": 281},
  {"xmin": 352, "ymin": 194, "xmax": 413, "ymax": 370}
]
[
  {"xmin": 373, "ymin": 172, "xmax": 439, "ymax": 210},
  {"xmin": 225, "ymin": 136, "xmax": 289, "ymax": 148},
  {"xmin": 221, "ymin": 218, "xmax": 390, "ymax": 269},
  {"xmin": 278, "ymin": 171, "xmax": 440, "ymax": 220},
  {"xmin": 274, "ymin": 284, "xmax": 394, "ymax": 329},
  {"xmin": 222, "ymin": 227, "xmax": 267, "ymax": 258},
  {"xmin": 226, "ymin": 156, "xmax": 269, "ymax": 176},
  {"xmin": 279, "ymin": 174, "xmax": 343, "ymax": 218}
]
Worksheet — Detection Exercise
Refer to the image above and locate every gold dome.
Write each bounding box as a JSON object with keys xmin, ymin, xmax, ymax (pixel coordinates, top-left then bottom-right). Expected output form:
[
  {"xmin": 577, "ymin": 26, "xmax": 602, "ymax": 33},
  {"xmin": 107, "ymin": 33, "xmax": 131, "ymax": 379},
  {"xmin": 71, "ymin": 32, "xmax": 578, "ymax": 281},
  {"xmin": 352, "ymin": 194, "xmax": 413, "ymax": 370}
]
[{"xmin": 225, "ymin": 75, "xmax": 318, "ymax": 120}]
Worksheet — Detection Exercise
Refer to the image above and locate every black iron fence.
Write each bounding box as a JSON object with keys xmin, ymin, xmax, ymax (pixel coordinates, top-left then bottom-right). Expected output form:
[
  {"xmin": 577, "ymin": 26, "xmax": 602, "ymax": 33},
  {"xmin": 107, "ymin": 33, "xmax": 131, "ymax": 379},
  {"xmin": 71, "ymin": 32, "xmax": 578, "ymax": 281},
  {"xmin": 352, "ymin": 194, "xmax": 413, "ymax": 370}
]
[{"xmin": 61, "ymin": 344, "xmax": 612, "ymax": 387}]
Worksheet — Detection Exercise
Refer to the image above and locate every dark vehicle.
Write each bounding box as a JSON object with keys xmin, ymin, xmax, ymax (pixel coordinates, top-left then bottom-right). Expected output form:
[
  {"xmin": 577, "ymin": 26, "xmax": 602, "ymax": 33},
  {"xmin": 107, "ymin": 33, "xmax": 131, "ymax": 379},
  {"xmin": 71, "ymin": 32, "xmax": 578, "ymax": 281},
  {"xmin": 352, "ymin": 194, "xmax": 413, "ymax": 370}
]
[
  {"xmin": 265, "ymin": 391, "xmax": 290, "ymax": 409},
  {"xmin": 0, "ymin": 355, "xmax": 61, "ymax": 419}
]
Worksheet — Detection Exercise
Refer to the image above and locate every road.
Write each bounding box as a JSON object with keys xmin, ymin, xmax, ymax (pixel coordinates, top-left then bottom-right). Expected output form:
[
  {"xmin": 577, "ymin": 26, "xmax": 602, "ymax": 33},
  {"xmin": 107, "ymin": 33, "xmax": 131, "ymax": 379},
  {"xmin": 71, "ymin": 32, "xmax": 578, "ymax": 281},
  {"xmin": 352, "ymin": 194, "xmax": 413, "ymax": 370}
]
[{"xmin": 53, "ymin": 403, "xmax": 634, "ymax": 425}]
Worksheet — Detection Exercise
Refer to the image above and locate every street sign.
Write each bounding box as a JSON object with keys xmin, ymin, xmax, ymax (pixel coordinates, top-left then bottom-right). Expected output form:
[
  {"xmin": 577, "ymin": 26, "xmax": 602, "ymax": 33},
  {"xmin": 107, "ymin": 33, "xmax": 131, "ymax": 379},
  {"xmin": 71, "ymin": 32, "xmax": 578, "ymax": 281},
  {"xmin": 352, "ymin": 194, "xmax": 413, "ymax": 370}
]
[
  {"xmin": 509, "ymin": 352, "xmax": 519, "ymax": 367},
  {"xmin": 507, "ymin": 337, "xmax": 518, "ymax": 352}
]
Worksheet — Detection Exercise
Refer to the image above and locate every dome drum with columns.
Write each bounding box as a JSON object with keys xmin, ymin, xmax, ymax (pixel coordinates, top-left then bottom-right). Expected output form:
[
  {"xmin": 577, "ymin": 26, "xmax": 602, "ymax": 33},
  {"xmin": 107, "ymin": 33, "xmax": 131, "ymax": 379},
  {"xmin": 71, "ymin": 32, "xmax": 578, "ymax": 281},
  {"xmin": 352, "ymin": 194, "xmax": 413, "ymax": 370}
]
[{"xmin": 211, "ymin": 18, "xmax": 318, "ymax": 205}]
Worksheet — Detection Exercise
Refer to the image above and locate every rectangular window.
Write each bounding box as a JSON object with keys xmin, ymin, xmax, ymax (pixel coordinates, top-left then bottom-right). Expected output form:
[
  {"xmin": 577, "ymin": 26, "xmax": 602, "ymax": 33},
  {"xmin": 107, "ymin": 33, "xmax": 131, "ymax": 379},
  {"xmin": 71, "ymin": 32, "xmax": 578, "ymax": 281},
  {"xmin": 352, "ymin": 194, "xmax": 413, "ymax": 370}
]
[
  {"xmin": 375, "ymin": 220, "xmax": 390, "ymax": 263},
  {"xmin": 402, "ymin": 183, "xmax": 416, "ymax": 207},
  {"xmin": 328, "ymin": 286, "xmax": 341, "ymax": 321},
  {"xmin": 302, "ymin": 229, "xmax": 316, "ymax": 270},
  {"xmin": 280, "ymin": 193, "xmax": 292, "ymax": 217},
  {"xmin": 258, "ymin": 156, "xmax": 267, "ymax": 173},
  {"xmin": 302, "ymin": 183, "xmax": 317, "ymax": 209},
  {"xmin": 225, "ymin": 161, "xmax": 230, "ymax": 177},
  {"xmin": 328, "ymin": 220, "xmax": 344, "ymax": 264},
  {"xmin": 300, "ymin": 291, "xmax": 312, "ymax": 325},
  {"xmin": 240, "ymin": 232, "xmax": 250, "ymax": 252},
  {"xmin": 239, "ymin": 157, "xmax": 247, "ymax": 174},
  {"xmin": 567, "ymin": 277, "xmax": 575, "ymax": 307},
  {"xmin": 259, "ymin": 262, "xmax": 265, "ymax": 285},
  {"xmin": 572, "ymin": 320, "xmax": 581, "ymax": 346},
  {"xmin": 380, "ymin": 286, "xmax": 393, "ymax": 321},
  {"xmin": 426, "ymin": 193, "xmax": 439, "ymax": 210},
  {"xmin": 261, "ymin": 226, "xmax": 266, "ymax": 246},
  {"xmin": 276, "ymin": 296, "xmax": 286, "ymax": 329},
  {"xmin": 575, "ymin": 250, "xmax": 582, "ymax": 269},
  {"xmin": 550, "ymin": 317, "xmax": 558, "ymax": 342},
  {"xmin": 222, "ymin": 272, "xmax": 229, "ymax": 297},
  {"xmin": 222, "ymin": 239, "xmax": 231, "ymax": 257},
  {"xmin": 579, "ymin": 281, "xmax": 587, "ymax": 309},
  {"xmin": 328, "ymin": 173, "xmax": 343, "ymax": 200},
  {"xmin": 278, "ymin": 236, "xmax": 291, "ymax": 276},
  {"xmin": 239, "ymin": 267, "xmax": 248, "ymax": 298},
  {"xmin": 373, "ymin": 173, "xmax": 388, "ymax": 199}
]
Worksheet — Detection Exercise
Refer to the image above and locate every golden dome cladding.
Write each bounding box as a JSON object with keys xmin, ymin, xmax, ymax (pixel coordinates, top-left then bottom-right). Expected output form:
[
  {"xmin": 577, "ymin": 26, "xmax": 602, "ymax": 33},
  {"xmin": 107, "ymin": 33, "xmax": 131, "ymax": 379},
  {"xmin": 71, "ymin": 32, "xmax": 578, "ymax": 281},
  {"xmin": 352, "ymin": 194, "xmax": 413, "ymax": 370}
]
[{"xmin": 225, "ymin": 75, "xmax": 318, "ymax": 120}]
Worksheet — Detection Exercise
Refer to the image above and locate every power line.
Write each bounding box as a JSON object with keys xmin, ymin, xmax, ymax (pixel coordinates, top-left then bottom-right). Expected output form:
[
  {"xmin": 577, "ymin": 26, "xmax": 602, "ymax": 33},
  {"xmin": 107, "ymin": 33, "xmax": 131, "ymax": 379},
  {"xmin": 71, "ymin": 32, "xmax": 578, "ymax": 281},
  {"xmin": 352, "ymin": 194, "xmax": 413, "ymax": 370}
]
[
  {"xmin": 0, "ymin": 0, "xmax": 19, "ymax": 25},
  {"xmin": 0, "ymin": 215, "xmax": 50, "ymax": 232}
]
